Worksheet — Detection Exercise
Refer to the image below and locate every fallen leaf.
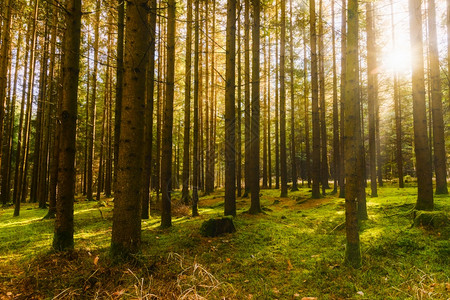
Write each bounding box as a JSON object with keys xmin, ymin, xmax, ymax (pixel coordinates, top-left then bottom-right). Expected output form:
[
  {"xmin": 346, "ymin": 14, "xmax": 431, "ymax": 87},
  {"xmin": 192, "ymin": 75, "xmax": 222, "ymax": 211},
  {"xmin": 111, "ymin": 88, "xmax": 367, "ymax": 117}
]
[
  {"xmin": 294, "ymin": 293, "xmax": 300, "ymax": 297},
  {"xmin": 273, "ymin": 288, "xmax": 280, "ymax": 294},
  {"xmin": 301, "ymin": 297, "xmax": 317, "ymax": 300},
  {"xmin": 93, "ymin": 256, "xmax": 99, "ymax": 266},
  {"xmin": 6, "ymin": 292, "xmax": 12, "ymax": 296},
  {"xmin": 446, "ymin": 282, "xmax": 450, "ymax": 291},
  {"xmin": 226, "ymin": 258, "xmax": 231, "ymax": 262},
  {"xmin": 287, "ymin": 259, "xmax": 293, "ymax": 271},
  {"xmin": 356, "ymin": 291, "xmax": 364, "ymax": 296}
]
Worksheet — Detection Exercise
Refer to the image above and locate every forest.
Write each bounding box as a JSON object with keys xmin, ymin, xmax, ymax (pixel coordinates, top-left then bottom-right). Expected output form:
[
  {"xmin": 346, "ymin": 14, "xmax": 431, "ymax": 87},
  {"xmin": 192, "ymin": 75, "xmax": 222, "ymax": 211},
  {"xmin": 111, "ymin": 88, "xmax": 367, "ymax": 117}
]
[{"xmin": 0, "ymin": 0, "xmax": 449, "ymax": 298}]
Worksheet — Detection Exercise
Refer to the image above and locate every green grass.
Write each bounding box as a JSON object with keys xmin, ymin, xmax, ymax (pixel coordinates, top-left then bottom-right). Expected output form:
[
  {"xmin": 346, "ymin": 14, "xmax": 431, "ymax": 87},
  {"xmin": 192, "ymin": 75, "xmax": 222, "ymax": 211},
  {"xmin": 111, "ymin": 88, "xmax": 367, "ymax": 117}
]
[{"xmin": 0, "ymin": 184, "xmax": 449, "ymax": 299}]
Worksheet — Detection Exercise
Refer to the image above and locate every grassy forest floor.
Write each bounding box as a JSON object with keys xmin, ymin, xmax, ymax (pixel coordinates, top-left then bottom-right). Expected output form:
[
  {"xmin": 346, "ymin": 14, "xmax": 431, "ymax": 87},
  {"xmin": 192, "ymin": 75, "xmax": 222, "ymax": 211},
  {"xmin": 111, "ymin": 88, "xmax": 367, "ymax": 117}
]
[{"xmin": 0, "ymin": 183, "xmax": 449, "ymax": 299}]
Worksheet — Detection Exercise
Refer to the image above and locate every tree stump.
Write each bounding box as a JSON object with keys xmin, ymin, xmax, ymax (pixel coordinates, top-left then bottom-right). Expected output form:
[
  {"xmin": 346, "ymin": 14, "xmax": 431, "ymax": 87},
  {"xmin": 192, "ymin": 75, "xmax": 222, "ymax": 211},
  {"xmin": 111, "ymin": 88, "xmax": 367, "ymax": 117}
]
[{"xmin": 200, "ymin": 217, "xmax": 236, "ymax": 237}]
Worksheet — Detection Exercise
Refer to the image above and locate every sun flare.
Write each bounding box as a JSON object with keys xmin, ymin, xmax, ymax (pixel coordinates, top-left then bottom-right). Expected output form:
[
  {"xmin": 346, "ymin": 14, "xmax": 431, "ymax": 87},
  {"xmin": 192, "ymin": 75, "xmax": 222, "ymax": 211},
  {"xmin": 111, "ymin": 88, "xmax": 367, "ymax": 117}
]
[{"xmin": 381, "ymin": 47, "xmax": 412, "ymax": 74}]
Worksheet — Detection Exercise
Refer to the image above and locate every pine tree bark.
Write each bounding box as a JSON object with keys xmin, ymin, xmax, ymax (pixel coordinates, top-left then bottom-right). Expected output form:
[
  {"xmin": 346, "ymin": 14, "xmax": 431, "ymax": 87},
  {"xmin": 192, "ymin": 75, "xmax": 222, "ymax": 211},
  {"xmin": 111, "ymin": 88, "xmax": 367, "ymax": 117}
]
[
  {"xmin": 427, "ymin": 0, "xmax": 448, "ymax": 195},
  {"xmin": 279, "ymin": 0, "xmax": 288, "ymax": 197},
  {"xmin": 344, "ymin": 0, "xmax": 362, "ymax": 268},
  {"xmin": 310, "ymin": 0, "xmax": 321, "ymax": 199},
  {"xmin": 87, "ymin": 0, "xmax": 100, "ymax": 201},
  {"xmin": 249, "ymin": 0, "xmax": 262, "ymax": 214},
  {"xmin": 366, "ymin": 1, "xmax": 377, "ymax": 197},
  {"xmin": 225, "ymin": 0, "xmax": 236, "ymax": 216},
  {"xmin": 111, "ymin": 0, "xmax": 149, "ymax": 256},
  {"xmin": 390, "ymin": 0, "xmax": 404, "ymax": 188},
  {"xmin": 141, "ymin": 0, "xmax": 157, "ymax": 218},
  {"xmin": 244, "ymin": 0, "xmax": 251, "ymax": 196},
  {"xmin": 318, "ymin": 0, "xmax": 329, "ymax": 193},
  {"xmin": 408, "ymin": 0, "xmax": 434, "ymax": 210},
  {"xmin": 53, "ymin": 0, "xmax": 81, "ymax": 250},
  {"xmin": 289, "ymin": 0, "xmax": 298, "ymax": 192},
  {"xmin": 237, "ymin": 4, "xmax": 243, "ymax": 196},
  {"xmin": 331, "ymin": 0, "xmax": 340, "ymax": 194},
  {"xmin": 338, "ymin": 0, "xmax": 346, "ymax": 198},
  {"xmin": 160, "ymin": 0, "xmax": 176, "ymax": 228},
  {"xmin": 0, "ymin": 0, "xmax": 12, "ymax": 170},
  {"xmin": 192, "ymin": 0, "xmax": 200, "ymax": 216},
  {"xmin": 182, "ymin": 0, "xmax": 192, "ymax": 205},
  {"xmin": 114, "ymin": 0, "xmax": 125, "ymax": 188}
]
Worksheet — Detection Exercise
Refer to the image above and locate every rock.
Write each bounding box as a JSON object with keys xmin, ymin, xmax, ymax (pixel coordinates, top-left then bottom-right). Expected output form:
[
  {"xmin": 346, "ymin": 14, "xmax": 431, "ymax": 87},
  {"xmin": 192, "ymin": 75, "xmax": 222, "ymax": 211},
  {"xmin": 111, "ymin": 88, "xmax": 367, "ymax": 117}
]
[
  {"xmin": 200, "ymin": 217, "xmax": 236, "ymax": 237},
  {"xmin": 414, "ymin": 211, "xmax": 449, "ymax": 228}
]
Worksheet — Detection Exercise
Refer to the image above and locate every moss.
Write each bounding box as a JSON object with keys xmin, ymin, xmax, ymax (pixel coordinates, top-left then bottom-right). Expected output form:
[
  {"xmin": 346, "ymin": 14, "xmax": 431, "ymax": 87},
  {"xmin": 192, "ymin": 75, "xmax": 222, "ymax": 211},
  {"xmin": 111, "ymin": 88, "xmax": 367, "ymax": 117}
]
[{"xmin": 414, "ymin": 210, "xmax": 449, "ymax": 228}]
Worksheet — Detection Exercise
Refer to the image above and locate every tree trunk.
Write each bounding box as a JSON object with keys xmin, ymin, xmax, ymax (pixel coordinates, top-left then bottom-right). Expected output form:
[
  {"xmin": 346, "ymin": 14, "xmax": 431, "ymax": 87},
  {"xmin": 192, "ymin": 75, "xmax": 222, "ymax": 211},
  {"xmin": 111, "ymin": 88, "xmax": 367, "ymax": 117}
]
[
  {"xmin": 408, "ymin": 0, "xmax": 434, "ymax": 210},
  {"xmin": 427, "ymin": 0, "xmax": 448, "ymax": 195},
  {"xmin": 53, "ymin": 0, "xmax": 81, "ymax": 250},
  {"xmin": 331, "ymin": 0, "xmax": 340, "ymax": 194},
  {"xmin": 192, "ymin": 0, "xmax": 200, "ymax": 216},
  {"xmin": 114, "ymin": 0, "xmax": 125, "ymax": 189},
  {"xmin": 182, "ymin": 0, "xmax": 192, "ymax": 205},
  {"xmin": 318, "ymin": 0, "xmax": 329, "ymax": 193},
  {"xmin": 289, "ymin": 0, "xmax": 298, "ymax": 192},
  {"xmin": 249, "ymin": 0, "xmax": 262, "ymax": 214},
  {"xmin": 338, "ymin": 0, "xmax": 346, "ymax": 198},
  {"xmin": 366, "ymin": 1, "xmax": 377, "ymax": 197},
  {"xmin": 87, "ymin": 0, "xmax": 100, "ymax": 201},
  {"xmin": 161, "ymin": 0, "xmax": 176, "ymax": 228},
  {"xmin": 225, "ymin": 0, "xmax": 236, "ymax": 216},
  {"xmin": 244, "ymin": 0, "xmax": 251, "ymax": 197},
  {"xmin": 344, "ymin": 0, "xmax": 362, "ymax": 268},
  {"xmin": 141, "ymin": 0, "xmax": 157, "ymax": 219},
  {"xmin": 111, "ymin": 0, "xmax": 149, "ymax": 257},
  {"xmin": 280, "ymin": 0, "xmax": 288, "ymax": 197},
  {"xmin": 310, "ymin": 0, "xmax": 321, "ymax": 199}
]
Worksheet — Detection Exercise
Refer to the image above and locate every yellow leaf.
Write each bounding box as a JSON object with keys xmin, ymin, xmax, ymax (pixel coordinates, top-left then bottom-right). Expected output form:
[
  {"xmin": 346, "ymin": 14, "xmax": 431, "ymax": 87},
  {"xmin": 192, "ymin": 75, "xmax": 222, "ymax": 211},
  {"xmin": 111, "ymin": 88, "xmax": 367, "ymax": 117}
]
[{"xmin": 287, "ymin": 259, "xmax": 293, "ymax": 270}]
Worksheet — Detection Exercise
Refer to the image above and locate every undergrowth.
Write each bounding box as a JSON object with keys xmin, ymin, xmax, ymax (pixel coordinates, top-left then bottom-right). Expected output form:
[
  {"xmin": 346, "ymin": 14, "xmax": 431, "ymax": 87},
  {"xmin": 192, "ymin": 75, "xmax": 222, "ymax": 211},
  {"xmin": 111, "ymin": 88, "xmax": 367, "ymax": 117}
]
[{"xmin": 0, "ymin": 183, "xmax": 448, "ymax": 299}]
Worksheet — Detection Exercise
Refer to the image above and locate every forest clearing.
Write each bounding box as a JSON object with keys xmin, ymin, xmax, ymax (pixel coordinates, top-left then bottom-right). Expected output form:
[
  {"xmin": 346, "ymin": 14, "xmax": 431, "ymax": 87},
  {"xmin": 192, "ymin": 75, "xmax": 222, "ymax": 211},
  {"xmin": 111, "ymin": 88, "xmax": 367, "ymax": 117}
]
[{"xmin": 0, "ymin": 185, "xmax": 449, "ymax": 299}]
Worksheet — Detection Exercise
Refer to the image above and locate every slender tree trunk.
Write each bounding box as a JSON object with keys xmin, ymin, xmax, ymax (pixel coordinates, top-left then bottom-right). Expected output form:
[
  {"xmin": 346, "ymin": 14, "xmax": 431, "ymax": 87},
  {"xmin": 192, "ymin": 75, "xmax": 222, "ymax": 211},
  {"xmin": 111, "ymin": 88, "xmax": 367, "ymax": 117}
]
[
  {"xmin": 366, "ymin": 1, "xmax": 377, "ymax": 197},
  {"xmin": 114, "ymin": 0, "xmax": 125, "ymax": 189},
  {"xmin": 275, "ymin": 2, "xmax": 280, "ymax": 190},
  {"xmin": 331, "ymin": 0, "xmax": 340, "ymax": 194},
  {"xmin": 87, "ymin": 0, "xmax": 100, "ymax": 201},
  {"xmin": 289, "ymin": 0, "xmax": 297, "ymax": 192},
  {"xmin": 267, "ymin": 22, "xmax": 272, "ymax": 189},
  {"xmin": 310, "ymin": 0, "xmax": 321, "ymax": 199},
  {"xmin": 303, "ymin": 19, "xmax": 311, "ymax": 188},
  {"xmin": 225, "ymin": 0, "xmax": 236, "ymax": 216},
  {"xmin": 390, "ymin": 0, "xmax": 404, "ymax": 188},
  {"xmin": 13, "ymin": 17, "xmax": 32, "ymax": 216},
  {"xmin": 53, "ymin": 0, "xmax": 81, "ymax": 250},
  {"xmin": 192, "ymin": 0, "xmax": 200, "ymax": 216},
  {"xmin": 408, "ymin": 0, "xmax": 434, "ymax": 210},
  {"xmin": 111, "ymin": 0, "xmax": 149, "ymax": 257},
  {"xmin": 344, "ymin": 0, "xmax": 361, "ymax": 268},
  {"xmin": 338, "ymin": 0, "xmax": 347, "ymax": 198},
  {"xmin": 427, "ymin": 0, "xmax": 448, "ymax": 194},
  {"xmin": 318, "ymin": 0, "xmax": 329, "ymax": 193},
  {"xmin": 279, "ymin": 0, "xmax": 288, "ymax": 197},
  {"xmin": 237, "ymin": 4, "xmax": 243, "ymax": 196},
  {"xmin": 249, "ymin": 0, "xmax": 262, "ymax": 214},
  {"xmin": 262, "ymin": 21, "xmax": 268, "ymax": 189},
  {"xmin": 0, "ymin": 0, "xmax": 12, "ymax": 168},
  {"xmin": 244, "ymin": 0, "xmax": 251, "ymax": 197},
  {"xmin": 182, "ymin": 0, "xmax": 192, "ymax": 205},
  {"xmin": 141, "ymin": 0, "xmax": 157, "ymax": 218},
  {"xmin": 161, "ymin": 0, "xmax": 176, "ymax": 228}
]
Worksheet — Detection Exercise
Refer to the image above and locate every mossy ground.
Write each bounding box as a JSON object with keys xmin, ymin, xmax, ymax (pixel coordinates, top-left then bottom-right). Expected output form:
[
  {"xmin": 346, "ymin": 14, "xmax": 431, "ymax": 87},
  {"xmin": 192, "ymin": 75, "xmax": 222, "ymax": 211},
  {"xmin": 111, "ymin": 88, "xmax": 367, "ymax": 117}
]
[{"xmin": 0, "ymin": 183, "xmax": 448, "ymax": 299}]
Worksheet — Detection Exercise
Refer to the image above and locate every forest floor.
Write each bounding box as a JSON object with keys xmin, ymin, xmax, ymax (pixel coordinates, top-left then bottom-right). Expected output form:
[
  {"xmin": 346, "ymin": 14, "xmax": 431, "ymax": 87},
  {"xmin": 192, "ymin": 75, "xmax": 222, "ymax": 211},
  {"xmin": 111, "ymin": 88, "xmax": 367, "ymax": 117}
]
[{"xmin": 0, "ymin": 183, "xmax": 449, "ymax": 299}]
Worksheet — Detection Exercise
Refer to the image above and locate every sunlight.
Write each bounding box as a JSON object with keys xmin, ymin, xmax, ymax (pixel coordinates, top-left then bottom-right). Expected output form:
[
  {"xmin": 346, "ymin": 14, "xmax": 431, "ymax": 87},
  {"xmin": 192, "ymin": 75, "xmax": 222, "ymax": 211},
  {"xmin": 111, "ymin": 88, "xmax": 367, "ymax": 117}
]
[{"xmin": 381, "ymin": 47, "xmax": 412, "ymax": 74}]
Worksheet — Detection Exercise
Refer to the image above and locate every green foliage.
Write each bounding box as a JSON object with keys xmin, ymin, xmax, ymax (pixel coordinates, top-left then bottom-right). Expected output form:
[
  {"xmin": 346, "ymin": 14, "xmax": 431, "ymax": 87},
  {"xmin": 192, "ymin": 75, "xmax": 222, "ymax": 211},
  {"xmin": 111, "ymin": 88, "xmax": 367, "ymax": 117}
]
[{"xmin": 0, "ymin": 186, "xmax": 449, "ymax": 298}]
